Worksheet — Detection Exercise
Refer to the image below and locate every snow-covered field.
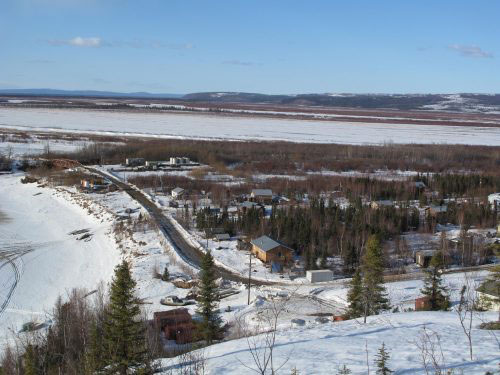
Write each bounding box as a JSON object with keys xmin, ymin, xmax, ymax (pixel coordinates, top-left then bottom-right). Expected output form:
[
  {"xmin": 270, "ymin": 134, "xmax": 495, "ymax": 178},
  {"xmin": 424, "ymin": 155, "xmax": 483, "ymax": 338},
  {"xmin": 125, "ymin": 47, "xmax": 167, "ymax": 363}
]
[
  {"xmin": 160, "ymin": 310, "xmax": 499, "ymax": 374},
  {"xmin": 1, "ymin": 107, "xmax": 500, "ymax": 145},
  {"xmin": 0, "ymin": 174, "xmax": 121, "ymax": 347}
]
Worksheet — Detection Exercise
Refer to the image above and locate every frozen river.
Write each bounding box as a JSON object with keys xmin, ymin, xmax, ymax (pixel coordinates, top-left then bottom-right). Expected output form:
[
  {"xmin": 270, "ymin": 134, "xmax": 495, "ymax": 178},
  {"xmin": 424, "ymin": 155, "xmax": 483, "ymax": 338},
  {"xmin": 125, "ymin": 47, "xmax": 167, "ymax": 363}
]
[{"xmin": 1, "ymin": 107, "xmax": 499, "ymax": 145}]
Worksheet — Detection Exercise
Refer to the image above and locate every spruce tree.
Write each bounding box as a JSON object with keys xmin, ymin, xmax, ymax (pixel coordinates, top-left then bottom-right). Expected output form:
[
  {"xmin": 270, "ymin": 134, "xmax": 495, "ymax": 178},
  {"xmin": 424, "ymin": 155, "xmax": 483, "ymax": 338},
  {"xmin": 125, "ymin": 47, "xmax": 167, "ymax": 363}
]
[
  {"xmin": 104, "ymin": 260, "xmax": 149, "ymax": 374},
  {"xmin": 337, "ymin": 365, "xmax": 352, "ymax": 374},
  {"xmin": 346, "ymin": 269, "xmax": 364, "ymax": 319},
  {"xmin": 420, "ymin": 263, "xmax": 450, "ymax": 311},
  {"xmin": 161, "ymin": 265, "xmax": 170, "ymax": 282},
  {"xmin": 375, "ymin": 343, "xmax": 393, "ymax": 375},
  {"xmin": 196, "ymin": 250, "xmax": 222, "ymax": 344},
  {"xmin": 361, "ymin": 236, "xmax": 390, "ymax": 322}
]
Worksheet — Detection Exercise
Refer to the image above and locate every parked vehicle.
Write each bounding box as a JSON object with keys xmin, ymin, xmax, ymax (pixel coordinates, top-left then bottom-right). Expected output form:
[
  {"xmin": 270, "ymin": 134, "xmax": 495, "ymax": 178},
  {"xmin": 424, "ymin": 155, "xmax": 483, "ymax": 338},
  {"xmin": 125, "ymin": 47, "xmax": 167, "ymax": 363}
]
[{"xmin": 160, "ymin": 295, "xmax": 195, "ymax": 306}]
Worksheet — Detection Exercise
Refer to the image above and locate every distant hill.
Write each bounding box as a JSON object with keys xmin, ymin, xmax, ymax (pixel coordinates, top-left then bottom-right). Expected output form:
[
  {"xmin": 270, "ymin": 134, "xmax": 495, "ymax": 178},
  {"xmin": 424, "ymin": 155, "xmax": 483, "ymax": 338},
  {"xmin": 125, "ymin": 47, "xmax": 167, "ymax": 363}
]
[
  {"xmin": 182, "ymin": 92, "xmax": 500, "ymax": 112},
  {"xmin": 1, "ymin": 89, "xmax": 500, "ymax": 113},
  {"xmin": 0, "ymin": 88, "xmax": 183, "ymax": 99}
]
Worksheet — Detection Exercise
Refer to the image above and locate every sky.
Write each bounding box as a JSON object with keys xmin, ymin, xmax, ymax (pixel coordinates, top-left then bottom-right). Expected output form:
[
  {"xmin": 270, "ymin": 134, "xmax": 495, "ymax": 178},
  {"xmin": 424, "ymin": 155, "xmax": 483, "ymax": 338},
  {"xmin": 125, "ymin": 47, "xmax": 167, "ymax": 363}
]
[{"xmin": 1, "ymin": 0, "xmax": 499, "ymax": 94}]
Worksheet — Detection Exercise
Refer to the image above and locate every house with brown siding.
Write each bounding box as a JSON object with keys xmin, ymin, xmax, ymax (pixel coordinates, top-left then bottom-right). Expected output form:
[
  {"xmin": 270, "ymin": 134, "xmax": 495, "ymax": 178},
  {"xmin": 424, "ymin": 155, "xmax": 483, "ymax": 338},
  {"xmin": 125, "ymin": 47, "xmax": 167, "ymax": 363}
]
[
  {"xmin": 250, "ymin": 235, "xmax": 294, "ymax": 265},
  {"xmin": 153, "ymin": 308, "xmax": 195, "ymax": 344}
]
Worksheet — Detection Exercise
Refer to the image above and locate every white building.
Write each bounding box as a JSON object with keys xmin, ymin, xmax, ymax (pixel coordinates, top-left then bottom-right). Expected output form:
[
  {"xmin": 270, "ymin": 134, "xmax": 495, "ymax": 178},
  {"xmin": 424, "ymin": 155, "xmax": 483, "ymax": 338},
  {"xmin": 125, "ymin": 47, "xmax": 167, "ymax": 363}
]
[
  {"xmin": 170, "ymin": 157, "xmax": 191, "ymax": 166},
  {"xmin": 488, "ymin": 193, "xmax": 500, "ymax": 208},
  {"xmin": 306, "ymin": 270, "xmax": 334, "ymax": 283}
]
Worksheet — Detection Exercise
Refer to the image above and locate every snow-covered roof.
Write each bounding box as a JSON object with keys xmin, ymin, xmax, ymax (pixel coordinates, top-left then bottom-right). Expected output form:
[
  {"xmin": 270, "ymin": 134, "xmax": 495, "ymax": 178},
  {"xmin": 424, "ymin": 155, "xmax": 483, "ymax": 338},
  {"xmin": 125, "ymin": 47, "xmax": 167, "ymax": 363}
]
[
  {"xmin": 251, "ymin": 189, "xmax": 273, "ymax": 197},
  {"xmin": 430, "ymin": 205, "xmax": 447, "ymax": 213},
  {"xmin": 172, "ymin": 187, "xmax": 184, "ymax": 194},
  {"xmin": 240, "ymin": 201, "xmax": 258, "ymax": 209}
]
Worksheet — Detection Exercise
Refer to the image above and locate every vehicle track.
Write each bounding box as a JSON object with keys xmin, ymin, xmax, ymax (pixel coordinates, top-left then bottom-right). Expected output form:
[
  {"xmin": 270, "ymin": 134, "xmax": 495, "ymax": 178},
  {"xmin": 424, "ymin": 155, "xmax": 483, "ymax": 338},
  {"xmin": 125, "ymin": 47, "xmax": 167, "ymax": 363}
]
[
  {"xmin": 0, "ymin": 240, "xmax": 60, "ymax": 317},
  {"xmin": 0, "ymin": 243, "xmax": 33, "ymax": 316}
]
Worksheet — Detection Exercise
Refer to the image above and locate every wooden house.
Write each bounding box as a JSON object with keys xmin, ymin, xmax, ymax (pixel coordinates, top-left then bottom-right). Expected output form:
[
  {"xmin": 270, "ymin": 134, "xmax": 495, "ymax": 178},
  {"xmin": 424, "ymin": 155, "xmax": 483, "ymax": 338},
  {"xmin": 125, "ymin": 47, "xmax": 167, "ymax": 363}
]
[
  {"xmin": 250, "ymin": 189, "xmax": 273, "ymax": 204},
  {"xmin": 153, "ymin": 308, "xmax": 195, "ymax": 344},
  {"xmin": 250, "ymin": 235, "xmax": 293, "ymax": 265}
]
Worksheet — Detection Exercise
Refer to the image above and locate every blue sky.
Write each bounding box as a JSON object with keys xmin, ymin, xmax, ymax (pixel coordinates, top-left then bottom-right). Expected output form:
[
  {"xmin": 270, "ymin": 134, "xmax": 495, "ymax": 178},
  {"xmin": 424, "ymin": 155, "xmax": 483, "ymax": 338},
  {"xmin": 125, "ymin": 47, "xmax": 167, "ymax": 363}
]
[{"xmin": 1, "ymin": 0, "xmax": 499, "ymax": 94}]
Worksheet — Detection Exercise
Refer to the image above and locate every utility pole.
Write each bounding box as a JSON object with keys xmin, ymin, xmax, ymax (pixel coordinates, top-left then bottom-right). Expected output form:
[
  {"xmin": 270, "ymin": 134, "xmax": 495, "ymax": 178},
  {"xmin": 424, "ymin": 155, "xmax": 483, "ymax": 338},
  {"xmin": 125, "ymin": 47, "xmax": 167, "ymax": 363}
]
[{"xmin": 247, "ymin": 250, "xmax": 252, "ymax": 305}]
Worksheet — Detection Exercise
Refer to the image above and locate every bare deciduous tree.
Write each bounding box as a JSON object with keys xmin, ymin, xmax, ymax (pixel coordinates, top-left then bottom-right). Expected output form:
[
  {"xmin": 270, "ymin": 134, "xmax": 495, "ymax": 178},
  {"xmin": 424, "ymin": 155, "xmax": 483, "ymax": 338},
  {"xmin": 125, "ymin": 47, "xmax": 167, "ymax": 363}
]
[
  {"xmin": 236, "ymin": 291, "xmax": 297, "ymax": 374},
  {"xmin": 456, "ymin": 273, "xmax": 478, "ymax": 361}
]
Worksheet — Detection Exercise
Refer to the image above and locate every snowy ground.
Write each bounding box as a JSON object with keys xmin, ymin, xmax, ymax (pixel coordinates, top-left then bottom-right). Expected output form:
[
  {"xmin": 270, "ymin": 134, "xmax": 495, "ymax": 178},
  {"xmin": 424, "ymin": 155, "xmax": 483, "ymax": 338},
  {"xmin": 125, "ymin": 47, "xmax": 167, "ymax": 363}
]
[
  {"xmin": 0, "ymin": 174, "xmax": 121, "ymax": 347},
  {"xmin": 160, "ymin": 269, "xmax": 499, "ymax": 374},
  {"xmin": 314, "ymin": 270, "xmax": 489, "ymax": 311},
  {"xmin": 160, "ymin": 310, "xmax": 500, "ymax": 374},
  {"xmin": 1, "ymin": 107, "xmax": 500, "ymax": 145}
]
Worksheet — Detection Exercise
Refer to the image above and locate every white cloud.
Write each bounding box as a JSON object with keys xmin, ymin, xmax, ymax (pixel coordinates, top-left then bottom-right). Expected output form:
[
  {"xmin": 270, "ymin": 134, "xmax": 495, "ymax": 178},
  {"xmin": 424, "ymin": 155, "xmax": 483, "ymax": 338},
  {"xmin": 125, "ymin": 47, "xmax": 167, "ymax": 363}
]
[
  {"xmin": 448, "ymin": 44, "xmax": 493, "ymax": 58},
  {"xmin": 48, "ymin": 36, "xmax": 101, "ymax": 47},
  {"xmin": 222, "ymin": 59, "xmax": 257, "ymax": 66},
  {"xmin": 69, "ymin": 36, "xmax": 101, "ymax": 47},
  {"xmin": 47, "ymin": 37, "xmax": 192, "ymax": 50}
]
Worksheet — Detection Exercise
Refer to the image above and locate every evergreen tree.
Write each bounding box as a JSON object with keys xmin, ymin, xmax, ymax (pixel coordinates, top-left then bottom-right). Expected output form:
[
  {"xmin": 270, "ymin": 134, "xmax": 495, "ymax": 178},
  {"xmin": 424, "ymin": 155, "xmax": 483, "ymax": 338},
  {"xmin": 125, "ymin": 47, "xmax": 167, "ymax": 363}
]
[
  {"xmin": 361, "ymin": 236, "xmax": 390, "ymax": 322},
  {"xmin": 85, "ymin": 319, "xmax": 106, "ymax": 374},
  {"xmin": 161, "ymin": 265, "xmax": 170, "ymax": 282},
  {"xmin": 487, "ymin": 265, "xmax": 500, "ymax": 321},
  {"xmin": 196, "ymin": 251, "xmax": 222, "ymax": 344},
  {"xmin": 375, "ymin": 343, "xmax": 393, "ymax": 375},
  {"xmin": 337, "ymin": 365, "xmax": 352, "ymax": 374},
  {"xmin": 104, "ymin": 260, "xmax": 149, "ymax": 374},
  {"xmin": 23, "ymin": 344, "xmax": 38, "ymax": 375},
  {"xmin": 420, "ymin": 258, "xmax": 450, "ymax": 311},
  {"xmin": 346, "ymin": 269, "xmax": 364, "ymax": 318}
]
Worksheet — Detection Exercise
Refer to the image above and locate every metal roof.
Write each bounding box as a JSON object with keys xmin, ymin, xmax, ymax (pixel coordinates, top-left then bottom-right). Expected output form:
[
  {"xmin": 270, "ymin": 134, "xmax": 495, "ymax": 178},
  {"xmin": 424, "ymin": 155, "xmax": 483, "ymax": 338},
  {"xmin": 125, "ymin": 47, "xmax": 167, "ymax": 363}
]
[
  {"xmin": 250, "ymin": 235, "xmax": 282, "ymax": 252},
  {"xmin": 251, "ymin": 189, "xmax": 273, "ymax": 197}
]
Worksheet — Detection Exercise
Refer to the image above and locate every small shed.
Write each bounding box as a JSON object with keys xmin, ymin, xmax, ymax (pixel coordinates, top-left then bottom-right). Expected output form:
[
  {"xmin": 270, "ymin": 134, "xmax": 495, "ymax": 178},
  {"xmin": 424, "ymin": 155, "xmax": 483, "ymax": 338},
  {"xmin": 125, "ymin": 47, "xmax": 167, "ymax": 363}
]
[
  {"xmin": 171, "ymin": 187, "xmax": 185, "ymax": 199},
  {"xmin": 306, "ymin": 270, "xmax": 334, "ymax": 283},
  {"xmin": 415, "ymin": 296, "xmax": 431, "ymax": 311},
  {"xmin": 415, "ymin": 250, "xmax": 437, "ymax": 267},
  {"xmin": 153, "ymin": 308, "xmax": 195, "ymax": 344}
]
